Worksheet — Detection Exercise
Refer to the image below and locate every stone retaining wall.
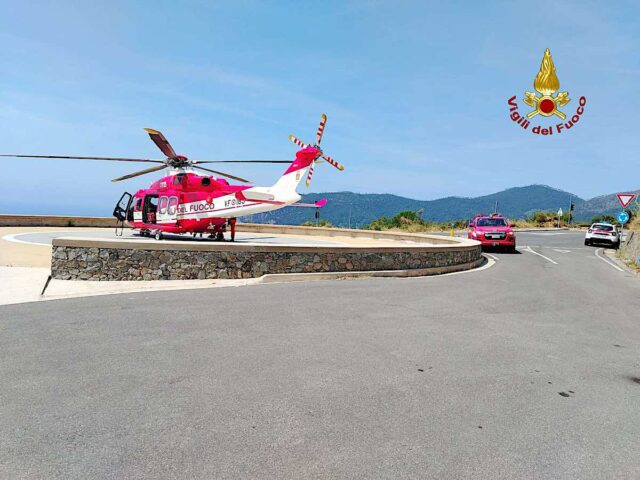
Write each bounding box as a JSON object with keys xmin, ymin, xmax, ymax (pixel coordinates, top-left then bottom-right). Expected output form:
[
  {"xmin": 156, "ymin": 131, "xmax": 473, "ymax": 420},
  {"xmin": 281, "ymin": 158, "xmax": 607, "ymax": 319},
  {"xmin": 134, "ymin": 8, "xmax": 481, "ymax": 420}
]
[
  {"xmin": 51, "ymin": 242, "xmax": 481, "ymax": 280},
  {"xmin": 619, "ymin": 230, "xmax": 640, "ymax": 268}
]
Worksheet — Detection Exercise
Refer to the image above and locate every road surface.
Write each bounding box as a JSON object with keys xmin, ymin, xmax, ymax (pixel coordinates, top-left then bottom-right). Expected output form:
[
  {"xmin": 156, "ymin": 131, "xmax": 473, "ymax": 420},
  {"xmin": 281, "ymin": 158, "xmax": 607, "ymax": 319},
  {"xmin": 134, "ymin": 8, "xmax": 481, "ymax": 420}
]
[{"xmin": 1, "ymin": 231, "xmax": 640, "ymax": 479}]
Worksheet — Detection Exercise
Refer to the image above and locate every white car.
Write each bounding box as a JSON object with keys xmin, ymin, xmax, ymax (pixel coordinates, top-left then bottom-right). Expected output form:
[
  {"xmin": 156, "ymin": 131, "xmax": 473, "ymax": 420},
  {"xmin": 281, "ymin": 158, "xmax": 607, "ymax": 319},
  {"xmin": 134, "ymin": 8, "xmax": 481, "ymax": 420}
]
[{"xmin": 584, "ymin": 223, "xmax": 620, "ymax": 248}]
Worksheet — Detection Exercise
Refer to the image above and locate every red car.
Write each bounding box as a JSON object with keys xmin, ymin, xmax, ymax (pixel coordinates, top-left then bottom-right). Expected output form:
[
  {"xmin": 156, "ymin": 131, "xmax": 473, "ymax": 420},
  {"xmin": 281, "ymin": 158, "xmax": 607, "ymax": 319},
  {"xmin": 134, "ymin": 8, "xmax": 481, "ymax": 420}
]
[{"xmin": 468, "ymin": 214, "xmax": 516, "ymax": 251}]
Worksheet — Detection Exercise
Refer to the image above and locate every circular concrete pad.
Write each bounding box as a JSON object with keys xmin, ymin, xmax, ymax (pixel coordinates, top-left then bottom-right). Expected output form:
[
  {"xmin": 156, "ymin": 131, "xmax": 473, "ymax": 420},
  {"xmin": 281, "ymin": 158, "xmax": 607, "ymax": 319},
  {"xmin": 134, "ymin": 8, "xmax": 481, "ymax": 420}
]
[{"xmin": 10, "ymin": 230, "xmax": 346, "ymax": 247}]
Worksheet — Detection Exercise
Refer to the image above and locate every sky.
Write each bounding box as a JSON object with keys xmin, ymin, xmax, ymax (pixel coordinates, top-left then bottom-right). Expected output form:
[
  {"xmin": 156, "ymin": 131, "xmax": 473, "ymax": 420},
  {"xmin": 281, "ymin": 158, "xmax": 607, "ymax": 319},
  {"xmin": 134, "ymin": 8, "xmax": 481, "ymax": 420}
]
[{"xmin": 1, "ymin": 0, "xmax": 639, "ymax": 215}]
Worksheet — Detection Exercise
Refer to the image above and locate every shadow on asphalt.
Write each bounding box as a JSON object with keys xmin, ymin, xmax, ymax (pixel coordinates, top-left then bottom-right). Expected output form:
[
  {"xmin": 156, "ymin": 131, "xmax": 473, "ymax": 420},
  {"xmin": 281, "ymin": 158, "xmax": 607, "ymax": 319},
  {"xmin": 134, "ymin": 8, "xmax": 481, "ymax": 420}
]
[
  {"xmin": 482, "ymin": 247, "xmax": 521, "ymax": 254},
  {"xmin": 585, "ymin": 243, "xmax": 619, "ymax": 250},
  {"xmin": 132, "ymin": 233, "xmax": 279, "ymax": 243}
]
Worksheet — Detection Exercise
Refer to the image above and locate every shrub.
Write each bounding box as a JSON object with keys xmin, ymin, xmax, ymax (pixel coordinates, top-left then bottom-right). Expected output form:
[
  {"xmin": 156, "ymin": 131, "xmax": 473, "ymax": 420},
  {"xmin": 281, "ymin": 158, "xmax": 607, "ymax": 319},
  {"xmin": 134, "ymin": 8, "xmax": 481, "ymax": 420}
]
[
  {"xmin": 301, "ymin": 219, "xmax": 333, "ymax": 228},
  {"xmin": 591, "ymin": 215, "xmax": 616, "ymax": 224},
  {"xmin": 364, "ymin": 210, "xmax": 466, "ymax": 232},
  {"xmin": 528, "ymin": 211, "xmax": 555, "ymax": 224}
]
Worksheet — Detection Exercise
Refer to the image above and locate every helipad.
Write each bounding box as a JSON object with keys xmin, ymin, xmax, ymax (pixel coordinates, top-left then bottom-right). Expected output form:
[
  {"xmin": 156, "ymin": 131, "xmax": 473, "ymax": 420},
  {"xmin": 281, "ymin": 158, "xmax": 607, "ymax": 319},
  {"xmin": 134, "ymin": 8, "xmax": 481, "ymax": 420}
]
[
  {"xmin": 6, "ymin": 229, "xmax": 346, "ymax": 247},
  {"xmin": 0, "ymin": 221, "xmax": 483, "ymax": 305}
]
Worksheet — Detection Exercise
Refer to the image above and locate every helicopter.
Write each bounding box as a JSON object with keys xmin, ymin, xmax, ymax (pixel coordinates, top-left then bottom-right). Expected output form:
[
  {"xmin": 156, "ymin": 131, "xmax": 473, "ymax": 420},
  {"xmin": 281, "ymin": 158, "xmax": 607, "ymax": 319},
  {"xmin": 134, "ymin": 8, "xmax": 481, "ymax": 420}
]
[{"xmin": 2, "ymin": 114, "xmax": 343, "ymax": 241}]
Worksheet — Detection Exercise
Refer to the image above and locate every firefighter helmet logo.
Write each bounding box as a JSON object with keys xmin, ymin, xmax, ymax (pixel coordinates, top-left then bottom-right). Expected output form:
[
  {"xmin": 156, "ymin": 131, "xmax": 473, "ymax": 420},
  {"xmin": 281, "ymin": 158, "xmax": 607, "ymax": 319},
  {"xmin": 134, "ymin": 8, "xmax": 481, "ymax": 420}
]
[
  {"xmin": 523, "ymin": 48, "xmax": 570, "ymax": 119},
  {"xmin": 507, "ymin": 48, "xmax": 585, "ymax": 135}
]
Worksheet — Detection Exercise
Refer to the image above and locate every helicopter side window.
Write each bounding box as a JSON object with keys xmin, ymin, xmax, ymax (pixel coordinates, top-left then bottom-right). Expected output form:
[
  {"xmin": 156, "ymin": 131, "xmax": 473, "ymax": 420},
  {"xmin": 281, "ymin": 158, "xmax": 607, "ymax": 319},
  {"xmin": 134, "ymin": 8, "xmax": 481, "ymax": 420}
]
[
  {"xmin": 158, "ymin": 196, "xmax": 169, "ymax": 215},
  {"xmin": 167, "ymin": 196, "xmax": 178, "ymax": 216},
  {"xmin": 142, "ymin": 195, "xmax": 159, "ymax": 224}
]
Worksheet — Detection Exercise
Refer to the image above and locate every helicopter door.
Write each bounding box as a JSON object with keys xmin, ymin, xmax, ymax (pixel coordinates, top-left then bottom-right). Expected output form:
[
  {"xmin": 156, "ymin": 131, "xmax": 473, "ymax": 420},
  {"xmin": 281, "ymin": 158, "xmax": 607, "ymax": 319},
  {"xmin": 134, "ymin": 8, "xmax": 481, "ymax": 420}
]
[
  {"xmin": 142, "ymin": 195, "xmax": 159, "ymax": 224},
  {"xmin": 113, "ymin": 192, "xmax": 133, "ymax": 222},
  {"xmin": 113, "ymin": 192, "xmax": 133, "ymax": 236},
  {"xmin": 156, "ymin": 196, "xmax": 178, "ymax": 224}
]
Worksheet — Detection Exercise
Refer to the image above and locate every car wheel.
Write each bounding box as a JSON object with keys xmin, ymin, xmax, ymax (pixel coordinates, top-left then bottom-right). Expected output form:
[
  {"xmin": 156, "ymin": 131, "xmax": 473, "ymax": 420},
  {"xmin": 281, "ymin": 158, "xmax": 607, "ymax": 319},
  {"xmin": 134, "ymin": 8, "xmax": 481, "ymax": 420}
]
[
  {"xmin": 154, "ymin": 231, "xmax": 163, "ymax": 241},
  {"xmin": 584, "ymin": 239, "xmax": 590, "ymax": 246}
]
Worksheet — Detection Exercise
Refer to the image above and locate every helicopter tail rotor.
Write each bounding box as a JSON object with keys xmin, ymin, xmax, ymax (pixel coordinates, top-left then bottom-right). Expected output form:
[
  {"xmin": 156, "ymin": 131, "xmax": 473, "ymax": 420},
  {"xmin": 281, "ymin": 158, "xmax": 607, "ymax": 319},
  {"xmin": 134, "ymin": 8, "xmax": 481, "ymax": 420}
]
[
  {"xmin": 288, "ymin": 135, "xmax": 307, "ymax": 149},
  {"xmin": 288, "ymin": 113, "xmax": 345, "ymax": 188},
  {"xmin": 315, "ymin": 113, "xmax": 327, "ymax": 146}
]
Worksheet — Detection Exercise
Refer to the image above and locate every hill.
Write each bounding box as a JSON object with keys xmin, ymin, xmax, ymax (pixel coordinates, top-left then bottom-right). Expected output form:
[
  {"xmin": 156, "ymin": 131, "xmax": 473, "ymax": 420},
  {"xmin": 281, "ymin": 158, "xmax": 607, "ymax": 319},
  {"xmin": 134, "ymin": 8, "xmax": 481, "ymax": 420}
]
[
  {"xmin": 576, "ymin": 190, "xmax": 640, "ymax": 220},
  {"xmin": 246, "ymin": 185, "xmax": 639, "ymax": 227}
]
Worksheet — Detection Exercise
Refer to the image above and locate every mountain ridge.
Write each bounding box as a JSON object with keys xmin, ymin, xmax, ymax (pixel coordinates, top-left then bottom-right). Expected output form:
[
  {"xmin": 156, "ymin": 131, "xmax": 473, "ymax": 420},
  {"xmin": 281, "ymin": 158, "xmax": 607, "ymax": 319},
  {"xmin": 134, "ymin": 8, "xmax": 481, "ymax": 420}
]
[{"xmin": 246, "ymin": 185, "xmax": 639, "ymax": 227}]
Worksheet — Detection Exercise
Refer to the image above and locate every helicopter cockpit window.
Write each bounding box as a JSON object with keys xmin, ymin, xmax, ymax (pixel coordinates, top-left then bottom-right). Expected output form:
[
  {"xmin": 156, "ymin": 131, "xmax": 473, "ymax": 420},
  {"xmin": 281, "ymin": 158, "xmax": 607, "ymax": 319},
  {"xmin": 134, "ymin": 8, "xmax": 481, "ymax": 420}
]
[
  {"xmin": 158, "ymin": 196, "xmax": 169, "ymax": 215},
  {"xmin": 167, "ymin": 197, "xmax": 178, "ymax": 215},
  {"xmin": 135, "ymin": 198, "xmax": 142, "ymax": 211}
]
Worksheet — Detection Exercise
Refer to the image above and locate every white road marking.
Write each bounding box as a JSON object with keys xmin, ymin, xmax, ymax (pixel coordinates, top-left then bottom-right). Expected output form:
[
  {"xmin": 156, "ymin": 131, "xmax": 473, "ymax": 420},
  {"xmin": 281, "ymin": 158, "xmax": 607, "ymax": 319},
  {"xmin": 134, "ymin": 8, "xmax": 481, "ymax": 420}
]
[
  {"xmin": 552, "ymin": 249, "xmax": 571, "ymax": 254},
  {"xmin": 523, "ymin": 246, "xmax": 558, "ymax": 265},
  {"xmin": 2, "ymin": 232, "xmax": 55, "ymax": 246},
  {"xmin": 438, "ymin": 256, "xmax": 496, "ymax": 276},
  {"xmin": 594, "ymin": 248, "xmax": 624, "ymax": 272},
  {"xmin": 483, "ymin": 253, "xmax": 499, "ymax": 261}
]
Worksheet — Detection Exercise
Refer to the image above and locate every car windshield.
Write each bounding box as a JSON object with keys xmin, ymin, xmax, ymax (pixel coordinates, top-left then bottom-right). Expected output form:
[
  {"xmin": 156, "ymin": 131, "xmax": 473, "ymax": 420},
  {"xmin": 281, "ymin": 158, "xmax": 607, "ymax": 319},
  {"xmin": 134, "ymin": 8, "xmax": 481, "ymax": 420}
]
[
  {"xmin": 476, "ymin": 218, "xmax": 507, "ymax": 227},
  {"xmin": 592, "ymin": 224, "xmax": 614, "ymax": 231}
]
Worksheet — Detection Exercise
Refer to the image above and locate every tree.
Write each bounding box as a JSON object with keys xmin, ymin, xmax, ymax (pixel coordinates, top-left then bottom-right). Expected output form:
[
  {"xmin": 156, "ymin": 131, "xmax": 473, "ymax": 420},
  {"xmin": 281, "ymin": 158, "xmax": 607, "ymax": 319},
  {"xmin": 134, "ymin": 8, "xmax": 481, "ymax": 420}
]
[{"xmin": 591, "ymin": 215, "xmax": 616, "ymax": 224}]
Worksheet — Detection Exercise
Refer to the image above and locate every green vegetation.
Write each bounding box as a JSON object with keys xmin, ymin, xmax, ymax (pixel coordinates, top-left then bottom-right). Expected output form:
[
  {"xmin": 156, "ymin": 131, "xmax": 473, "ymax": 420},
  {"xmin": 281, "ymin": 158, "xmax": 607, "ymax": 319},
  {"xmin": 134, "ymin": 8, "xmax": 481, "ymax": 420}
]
[
  {"xmin": 365, "ymin": 210, "xmax": 466, "ymax": 232},
  {"xmin": 527, "ymin": 211, "xmax": 555, "ymax": 224},
  {"xmin": 336, "ymin": 205, "xmax": 640, "ymax": 233},
  {"xmin": 592, "ymin": 208, "xmax": 635, "ymax": 226},
  {"xmin": 590, "ymin": 214, "xmax": 617, "ymax": 224},
  {"xmin": 301, "ymin": 219, "xmax": 334, "ymax": 228},
  {"xmin": 363, "ymin": 208, "xmax": 594, "ymax": 232}
]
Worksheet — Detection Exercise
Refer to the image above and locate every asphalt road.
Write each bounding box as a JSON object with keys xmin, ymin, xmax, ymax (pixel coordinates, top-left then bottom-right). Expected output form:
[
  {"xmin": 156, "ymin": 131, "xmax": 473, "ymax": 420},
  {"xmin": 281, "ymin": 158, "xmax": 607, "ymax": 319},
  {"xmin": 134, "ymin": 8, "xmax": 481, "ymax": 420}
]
[{"xmin": 2, "ymin": 231, "xmax": 640, "ymax": 479}]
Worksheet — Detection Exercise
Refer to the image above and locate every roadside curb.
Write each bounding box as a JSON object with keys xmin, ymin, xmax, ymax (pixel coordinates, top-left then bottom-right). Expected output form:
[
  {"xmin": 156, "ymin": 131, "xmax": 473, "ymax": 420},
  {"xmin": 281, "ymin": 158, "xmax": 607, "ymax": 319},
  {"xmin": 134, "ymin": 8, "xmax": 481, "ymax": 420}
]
[
  {"xmin": 259, "ymin": 256, "xmax": 489, "ymax": 284},
  {"xmin": 604, "ymin": 248, "xmax": 638, "ymax": 276},
  {"xmin": 1, "ymin": 257, "xmax": 492, "ymax": 306}
]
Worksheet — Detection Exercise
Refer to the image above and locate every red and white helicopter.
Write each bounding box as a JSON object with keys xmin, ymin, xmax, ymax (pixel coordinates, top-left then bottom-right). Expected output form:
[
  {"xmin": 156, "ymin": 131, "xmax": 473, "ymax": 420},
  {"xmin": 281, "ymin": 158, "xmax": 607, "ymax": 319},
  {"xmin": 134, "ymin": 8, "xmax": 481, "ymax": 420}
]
[{"xmin": 2, "ymin": 114, "xmax": 343, "ymax": 241}]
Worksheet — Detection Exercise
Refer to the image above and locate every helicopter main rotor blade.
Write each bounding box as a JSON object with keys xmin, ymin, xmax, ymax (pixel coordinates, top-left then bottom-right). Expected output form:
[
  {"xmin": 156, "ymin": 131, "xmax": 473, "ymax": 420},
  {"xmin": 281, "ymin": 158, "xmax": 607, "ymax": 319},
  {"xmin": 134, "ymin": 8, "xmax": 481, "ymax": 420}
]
[
  {"xmin": 193, "ymin": 160, "xmax": 291, "ymax": 164},
  {"xmin": 0, "ymin": 154, "xmax": 165, "ymax": 163},
  {"xmin": 111, "ymin": 164, "xmax": 167, "ymax": 182},
  {"xmin": 144, "ymin": 128, "xmax": 177, "ymax": 158},
  {"xmin": 193, "ymin": 165, "xmax": 251, "ymax": 183}
]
